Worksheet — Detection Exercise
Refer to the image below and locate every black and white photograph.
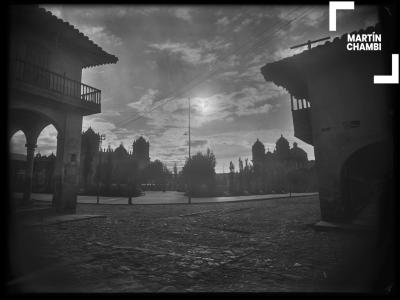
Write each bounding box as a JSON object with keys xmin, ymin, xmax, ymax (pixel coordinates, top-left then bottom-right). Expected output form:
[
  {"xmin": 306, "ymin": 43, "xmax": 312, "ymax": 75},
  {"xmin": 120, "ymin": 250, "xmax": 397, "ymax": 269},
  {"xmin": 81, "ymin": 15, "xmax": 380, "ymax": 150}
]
[{"xmin": 5, "ymin": 0, "xmax": 397, "ymax": 294}]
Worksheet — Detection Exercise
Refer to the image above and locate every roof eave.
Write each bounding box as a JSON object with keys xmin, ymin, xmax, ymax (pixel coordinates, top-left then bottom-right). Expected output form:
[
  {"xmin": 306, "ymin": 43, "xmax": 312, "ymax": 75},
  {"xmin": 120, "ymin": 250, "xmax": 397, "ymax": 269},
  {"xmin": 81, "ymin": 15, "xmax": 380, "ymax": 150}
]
[
  {"xmin": 83, "ymin": 55, "xmax": 119, "ymax": 69},
  {"xmin": 261, "ymin": 23, "xmax": 381, "ymax": 100},
  {"xmin": 15, "ymin": 6, "xmax": 119, "ymax": 69}
]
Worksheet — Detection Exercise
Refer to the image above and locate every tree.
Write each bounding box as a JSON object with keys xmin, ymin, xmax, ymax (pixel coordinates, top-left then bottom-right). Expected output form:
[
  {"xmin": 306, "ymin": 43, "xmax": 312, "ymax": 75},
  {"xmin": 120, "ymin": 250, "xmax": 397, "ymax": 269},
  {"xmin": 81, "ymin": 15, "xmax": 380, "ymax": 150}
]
[
  {"xmin": 229, "ymin": 161, "xmax": 235, "ymax": 194},
  {"xmin": 145, "ymin": 160, "xmax": 171, "ymax": 190},
  {"xmin": 173, "ymin": 163, "xmax": 178, "ymax": 190},
  {"xmin": 238, "ymin": 157, "xmax": 244, "ymax": 193},
  {"xmin": 244, "ymin": 158, "xmax": 251, "ymax": 192},
  {"xmin": 182, "ymin": 148, "xmax": 216, "ymax": 196},
  {"xmin": 173, "ymin": 163, "xmax": 177, "ymax": 177},
  {"xmin": 82, "ymin": 142, "xmax": 95, "ymax": 189}
]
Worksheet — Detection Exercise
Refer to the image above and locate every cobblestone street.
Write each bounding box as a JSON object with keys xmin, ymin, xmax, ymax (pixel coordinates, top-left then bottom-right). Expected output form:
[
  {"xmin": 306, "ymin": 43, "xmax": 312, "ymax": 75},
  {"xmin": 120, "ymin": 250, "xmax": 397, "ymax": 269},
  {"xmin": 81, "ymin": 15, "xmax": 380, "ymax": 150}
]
[{"xmin": 10, "ymin": 195, "xmax": 379, "ymax": 293}]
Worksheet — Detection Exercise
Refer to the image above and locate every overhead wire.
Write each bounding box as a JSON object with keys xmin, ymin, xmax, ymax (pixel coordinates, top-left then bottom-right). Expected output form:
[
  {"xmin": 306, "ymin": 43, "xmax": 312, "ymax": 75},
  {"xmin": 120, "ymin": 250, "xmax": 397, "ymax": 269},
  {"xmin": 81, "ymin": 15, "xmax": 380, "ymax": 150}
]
[
  {"xmin": 114, "ymin": 6, "xmax": 302, "ymax": 128},
  {"xmin": 117, "ymin": 6, "xmax": 311, "ymax": 128}
]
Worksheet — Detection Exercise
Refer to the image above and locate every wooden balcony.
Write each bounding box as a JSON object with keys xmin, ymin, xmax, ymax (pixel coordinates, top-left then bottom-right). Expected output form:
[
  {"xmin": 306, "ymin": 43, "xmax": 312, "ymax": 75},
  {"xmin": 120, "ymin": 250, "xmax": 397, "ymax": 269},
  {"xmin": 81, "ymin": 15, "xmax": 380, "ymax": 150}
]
[
  {"xmin": 10, "ymin": 59, "xmax": 101, "ymax": 114},
  {"xmin": 291, "ymin": 96, "xmax": 313, "ymax": 145}
]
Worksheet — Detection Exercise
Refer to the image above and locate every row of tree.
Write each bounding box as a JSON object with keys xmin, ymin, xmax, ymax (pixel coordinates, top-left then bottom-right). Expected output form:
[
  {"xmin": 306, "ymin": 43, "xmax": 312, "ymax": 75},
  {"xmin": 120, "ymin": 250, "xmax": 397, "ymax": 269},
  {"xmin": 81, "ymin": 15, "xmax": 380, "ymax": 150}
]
[
  {"xmin": 87, "ymin": 158, "xmax": 172, "ymax": 196},
  {"xmin": 180, "ymin": 148, "xmax": 217, "ymax": 196},
  {"xmin": 227, "ymin": 158, "xmax": 317, "ymax": 195},
  {"xmin": 178, "ymin": 149, "xmax": 317, "ymax": 197},
  {"xmin": 27, "ymin": 146, "xmax": 316, "ymax": 197}
]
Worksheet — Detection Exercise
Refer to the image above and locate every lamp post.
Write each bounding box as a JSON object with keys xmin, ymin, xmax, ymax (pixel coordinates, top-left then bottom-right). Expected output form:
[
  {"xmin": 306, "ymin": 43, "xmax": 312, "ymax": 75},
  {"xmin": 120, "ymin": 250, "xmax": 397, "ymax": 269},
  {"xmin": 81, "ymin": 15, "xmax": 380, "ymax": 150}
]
[
  {"xmin": 188, "ymin": 96, "xmax": 192, "ymax": 204},
  {"xmin": 97, "ymin": 134, "xmax": 106, "ymax": 204},
  {"xmin": 128, "ymin": 145, "xmax": 133, "ymax": 205}
]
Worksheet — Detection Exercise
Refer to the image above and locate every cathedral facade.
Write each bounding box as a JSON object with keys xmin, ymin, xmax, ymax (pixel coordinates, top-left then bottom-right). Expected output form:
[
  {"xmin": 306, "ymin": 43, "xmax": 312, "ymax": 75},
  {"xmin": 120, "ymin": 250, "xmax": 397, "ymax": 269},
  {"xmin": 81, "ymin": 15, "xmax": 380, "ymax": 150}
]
[
  {"xmin": 251, "ymin": 135, "xmax": 316, "ymax": 193},
  {"xmin": 79, "ymin": 127, "xmax": 150, "ymax": 190}
]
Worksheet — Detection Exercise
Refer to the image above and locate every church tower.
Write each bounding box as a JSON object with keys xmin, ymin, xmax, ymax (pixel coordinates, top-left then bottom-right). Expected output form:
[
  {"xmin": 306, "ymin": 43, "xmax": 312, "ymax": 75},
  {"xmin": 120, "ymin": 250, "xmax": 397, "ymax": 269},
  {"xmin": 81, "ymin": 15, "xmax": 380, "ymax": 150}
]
[
  {"xmin": 132, "ymin": 136, "xmax": 150, "ymax": 170},
  {"xmin": 252, "ymin": 138, "xmax": 265, "ymax": 166},
  {"xmin": 80, "ymin": 127, "xmax": 100, "ymax": 188},
  {"xmin": 275, "ymin": 134, "xmax": 291, "ymax": 161}
]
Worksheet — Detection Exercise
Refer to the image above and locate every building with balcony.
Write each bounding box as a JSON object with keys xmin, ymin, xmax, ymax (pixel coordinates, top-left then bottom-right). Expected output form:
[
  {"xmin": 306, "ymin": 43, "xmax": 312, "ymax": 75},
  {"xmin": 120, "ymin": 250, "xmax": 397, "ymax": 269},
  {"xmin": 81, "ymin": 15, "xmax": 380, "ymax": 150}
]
[
  {"xmin": 260, "ymin": 23, "xmax": 393, "ymax": 223},
  {"xmin": 8, "ymin": 5, "xmax": 118, "ymax": 212}
]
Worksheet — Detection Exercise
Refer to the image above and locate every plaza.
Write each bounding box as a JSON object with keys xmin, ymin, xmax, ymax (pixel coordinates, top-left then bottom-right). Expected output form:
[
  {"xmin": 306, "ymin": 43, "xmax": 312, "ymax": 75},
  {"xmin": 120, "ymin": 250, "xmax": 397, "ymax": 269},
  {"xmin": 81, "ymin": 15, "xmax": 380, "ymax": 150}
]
[{"xmin": 9, "ymin": 194, "xmax": 383, "ymax": 293}]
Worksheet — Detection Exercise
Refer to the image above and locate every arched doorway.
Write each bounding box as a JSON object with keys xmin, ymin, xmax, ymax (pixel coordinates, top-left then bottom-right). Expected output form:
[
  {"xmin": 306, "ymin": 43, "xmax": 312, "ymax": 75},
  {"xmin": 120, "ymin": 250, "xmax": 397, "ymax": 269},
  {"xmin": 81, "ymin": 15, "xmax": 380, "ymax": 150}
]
[
  {"xmin": 340, "ymin": 141, "xmax": 393, "ymax": 222},
  {"xmin": 8, "ymin": 108, "xmax": 61, "ymax": 207},
  {"xmin": 32, "ymin": 124, "xmax": 58, "ymax": 198},
  {"xmin": 9, "ymin": 130, "xmax": 27, "ymax": 199}
]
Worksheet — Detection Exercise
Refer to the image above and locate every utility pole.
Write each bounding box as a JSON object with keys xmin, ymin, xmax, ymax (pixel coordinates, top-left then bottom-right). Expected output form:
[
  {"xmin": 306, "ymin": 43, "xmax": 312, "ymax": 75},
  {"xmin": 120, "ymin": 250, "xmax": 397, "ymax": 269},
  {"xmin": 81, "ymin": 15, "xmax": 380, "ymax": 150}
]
[
  {"xmin": 128, "ymin": 145, "xmax": 133, "ymax": 205},
  {"xmin": 290, "ymin": 36, "xmax": 330, "ymax": 50},
  {"xmin": 188, "ymin": 96, "xmax": 191, "ymax": 204},
  {"xmin": 97, "ymin": 134, "xmax": 106, "ymax": 204},
  {"xmin": 188, "ymin": 96, "xmax": 191, "ymax": 159}
]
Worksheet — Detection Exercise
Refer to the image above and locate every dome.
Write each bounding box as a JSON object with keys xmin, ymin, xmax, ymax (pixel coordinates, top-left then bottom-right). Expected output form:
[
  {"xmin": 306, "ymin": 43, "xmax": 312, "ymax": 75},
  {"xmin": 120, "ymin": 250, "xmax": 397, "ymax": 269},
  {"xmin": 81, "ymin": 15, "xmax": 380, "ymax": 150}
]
[
  {"xmin": 83, "ymin": 126, "xmax": 97, "ymax": 136},
  {"xmin": 290, "ymin": 142, "xmax": 308, "ymax": 161},
  {"xmin": 276, "ymin": 134, "xmax": 289, "ymax": 148},
  {"xmin": 275, "ymin": 134, "xmax": 291, "ymax": 161},
  {"xmin": 114, "ymin": 143, "xmax": 128, "ymax": 157},
  {"xmin": 252, "ymin": 139, "xmax": 265, "ymax": 163},
  {"xmin": 133, "ymin": 136, "xmax": 148, "ymax": 146},
  {"xmin": 252, "ymin": 138, "xmax": 265, "ymax": 151}
]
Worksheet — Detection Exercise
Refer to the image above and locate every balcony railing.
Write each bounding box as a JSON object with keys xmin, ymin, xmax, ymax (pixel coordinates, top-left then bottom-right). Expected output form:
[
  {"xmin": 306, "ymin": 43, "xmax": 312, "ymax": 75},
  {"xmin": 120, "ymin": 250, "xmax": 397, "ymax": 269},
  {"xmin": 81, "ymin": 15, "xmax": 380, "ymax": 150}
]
[
  {"xmin": 11, "ymin": 59, "xmax": 101, "ymax": 106},
  {"xmin": 290, "ymin": 95, "xmax": 313, "ymax": 145}
]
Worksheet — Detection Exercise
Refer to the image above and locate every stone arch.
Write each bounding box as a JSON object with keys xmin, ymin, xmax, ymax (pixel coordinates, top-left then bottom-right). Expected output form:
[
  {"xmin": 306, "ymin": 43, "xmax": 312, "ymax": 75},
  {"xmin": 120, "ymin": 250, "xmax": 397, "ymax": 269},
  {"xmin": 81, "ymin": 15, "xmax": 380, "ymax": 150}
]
[
  {"xmin": 8, "ymin": 108, "xmax": 63, "ymax": 142},
  {"xmin": 8, "ymin": 108, "xmax": 63, "ymax": 205},
  {"xmin": 8, "ymin": 104, "xmax": 83, "ymax": 212},
  {"xmin": 9, "ymin": 130, "xmax": 27, "ymax": 194},
  {"xmin": 9, "ymin": 129, "xmax": 27, "ymax": 154},
  {"xmin": 32, "ymin": 124, "xmax": 58, "ymax": 194},
  {"xmin": 9, "ymin": 127, "xmax": 27, "ymax": 143},
  {"xmin": 36, "ymin": 124, "xmax": 58, "ymax": 154},
  {"xmin": 339, "ymin": 140, "xmax": 393, "ymax": 221}
]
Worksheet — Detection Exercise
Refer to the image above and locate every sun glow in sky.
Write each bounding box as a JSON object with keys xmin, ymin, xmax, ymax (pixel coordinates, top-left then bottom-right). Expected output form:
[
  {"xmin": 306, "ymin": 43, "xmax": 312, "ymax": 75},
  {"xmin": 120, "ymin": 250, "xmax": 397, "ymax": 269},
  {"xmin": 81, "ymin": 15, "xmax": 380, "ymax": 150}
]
[
  {"xmin": 10, "ymin": 5, "xmax": 379, "ymax": 173},
  {"xmin": 194, "ymin": 96, "xmax": 212, "ymax": 115}
]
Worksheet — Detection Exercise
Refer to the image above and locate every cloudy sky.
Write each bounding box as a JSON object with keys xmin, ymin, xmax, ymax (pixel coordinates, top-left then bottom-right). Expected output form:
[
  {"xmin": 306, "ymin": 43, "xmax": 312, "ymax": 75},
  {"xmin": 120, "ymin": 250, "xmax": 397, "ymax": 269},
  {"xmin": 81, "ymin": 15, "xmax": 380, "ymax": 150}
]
[{"xmin": 11, "ymin": 5, "xmax": 378, "ymax": 173}]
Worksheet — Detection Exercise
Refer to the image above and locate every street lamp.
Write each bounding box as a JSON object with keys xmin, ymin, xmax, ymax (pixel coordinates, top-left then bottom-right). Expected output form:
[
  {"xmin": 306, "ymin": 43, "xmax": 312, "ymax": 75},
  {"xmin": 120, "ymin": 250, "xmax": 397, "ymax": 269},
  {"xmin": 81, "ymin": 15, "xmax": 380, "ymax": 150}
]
[
  {"xmin": 97, "ymin": 134, "xmax": 106, "ymax": 204},
  {"xmin": 188, "ymin": 96, "xmax": 191, "ymax": 204}
]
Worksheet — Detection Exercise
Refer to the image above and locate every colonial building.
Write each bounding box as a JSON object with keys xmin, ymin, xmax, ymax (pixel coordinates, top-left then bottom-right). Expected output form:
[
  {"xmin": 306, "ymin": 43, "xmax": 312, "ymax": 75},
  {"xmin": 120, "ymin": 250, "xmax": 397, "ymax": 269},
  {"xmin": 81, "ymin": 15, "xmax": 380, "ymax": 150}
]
[
  {"xmin": 8, "ymin": 5, "xmax": 118, "ymax": 212},
  {"xmin": 132, "ymin": 136, "xmax": 150, "ymax": 170},
  {"xmin": 251, "ymin": 135, "xmax": 315, "ymax": 192},
  {"xmin": 260, "ymin": 23, "xmax": 393, "ymax": 223},
  {"xmin": 79, "ymin": 127, "xmax": 151, "ymax": 190},
  {"xmin": 32, "ymin": 152, "xmax": 56, "ymax": 192},
  {"xmin": 252, "ymin": 136, "xmax": 309, "ymax": 167},
  {"xmin": 80, "ymin": 127, "xmax": 100, "ymax": 189}
]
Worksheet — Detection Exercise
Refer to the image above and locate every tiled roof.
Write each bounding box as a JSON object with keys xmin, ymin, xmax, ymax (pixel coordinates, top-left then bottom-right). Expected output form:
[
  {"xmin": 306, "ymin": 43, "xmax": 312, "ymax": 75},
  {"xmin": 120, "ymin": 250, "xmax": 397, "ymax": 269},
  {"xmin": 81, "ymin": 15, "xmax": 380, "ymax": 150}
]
[
  {"xmin": 260, "ymin": 24, "xmax": 381, "ymax": 99},
  {"xmin": 11, "ymin": 5, "xmax": 118, "ymax": 68}
]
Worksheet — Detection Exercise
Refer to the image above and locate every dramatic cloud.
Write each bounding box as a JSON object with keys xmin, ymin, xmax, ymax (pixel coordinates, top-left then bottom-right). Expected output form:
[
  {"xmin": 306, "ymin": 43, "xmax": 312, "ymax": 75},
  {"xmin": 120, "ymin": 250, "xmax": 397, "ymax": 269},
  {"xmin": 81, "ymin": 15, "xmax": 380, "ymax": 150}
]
[
  {"xmin": 127, "ymin": 89, "xmax": 158, "ymax": 112},
  {"xmin": 11, "ymin": 5, "xmax": 378, "ymax": 172},
  {"xmin": 148, "ymin": 41, "xmax": 217, "ymax": 66},
  {"xmin": 173, "ymin": 7, "xmax": 192, "ymax": 21}
]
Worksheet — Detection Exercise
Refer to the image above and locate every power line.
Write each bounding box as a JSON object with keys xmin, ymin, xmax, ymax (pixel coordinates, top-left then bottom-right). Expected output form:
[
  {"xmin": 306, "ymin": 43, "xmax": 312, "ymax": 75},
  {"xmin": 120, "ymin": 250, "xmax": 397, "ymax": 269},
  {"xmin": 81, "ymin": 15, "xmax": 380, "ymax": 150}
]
[
  {"xmin": 117, "ymin": 7, "xmax": 312, "ymax": 127},
  {"xmin": 113, "ymin": 8, "xmax": 258, "ymax": 128},
  {"xmin": 116, "ymin": 9, "xmax": 304, "ymax": 128},
  {"xmin": 114, "ymin": 6, "xmax": 302, "ymax": 128}
]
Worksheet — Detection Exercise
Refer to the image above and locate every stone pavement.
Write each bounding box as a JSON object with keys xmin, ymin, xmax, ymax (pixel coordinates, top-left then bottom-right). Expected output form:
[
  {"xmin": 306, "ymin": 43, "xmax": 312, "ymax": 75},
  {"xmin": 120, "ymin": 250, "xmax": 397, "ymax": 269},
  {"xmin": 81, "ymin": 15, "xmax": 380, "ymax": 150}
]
[
  {"xmin": 8, "ymin": 195, "xmax": 381, "ymax": 293},
  {"xmin": 24, "ymin": 214, "xmax": 106, "ymax": 226}
]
